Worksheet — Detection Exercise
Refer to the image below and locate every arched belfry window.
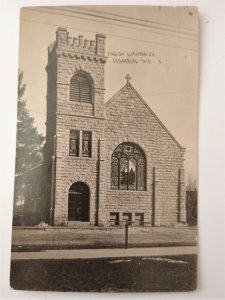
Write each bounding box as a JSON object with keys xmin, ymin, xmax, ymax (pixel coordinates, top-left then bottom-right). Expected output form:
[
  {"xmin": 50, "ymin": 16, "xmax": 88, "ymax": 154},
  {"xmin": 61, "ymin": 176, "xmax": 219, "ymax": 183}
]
[
  {"xmin": 70, "ymin": 72, "xmax": 93, "ymax": 103},
  {"xmin": 111, "ymin": 142, "xmax": 146, "ymax": 191}
]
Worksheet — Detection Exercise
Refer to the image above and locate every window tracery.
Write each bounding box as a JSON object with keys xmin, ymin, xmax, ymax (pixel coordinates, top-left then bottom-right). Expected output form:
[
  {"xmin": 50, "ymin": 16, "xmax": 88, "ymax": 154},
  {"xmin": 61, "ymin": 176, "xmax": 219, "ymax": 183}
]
[{"xmin": 111, "ymin": 142, "xmax": 146, "ymax": 191}]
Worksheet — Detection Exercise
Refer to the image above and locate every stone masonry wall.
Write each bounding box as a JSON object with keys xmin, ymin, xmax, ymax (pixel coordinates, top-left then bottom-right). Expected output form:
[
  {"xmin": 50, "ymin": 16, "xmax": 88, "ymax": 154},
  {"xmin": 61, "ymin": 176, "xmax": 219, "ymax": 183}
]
[
  {"xmin": 47, "ymin": 27, "xmax": 186, "ymax": 226},
  {"xmin": 56, "ymin": 55, "xmax": 105, "ymax": 119},
  {"xmin": 105, "ymin": 83, "xmax": 185, "ymax": 226},
  {"xmin": 50, "ymin": 28, "xmax": 106, "ymax": 225},
  {"xmin": 54, "ymin": 115, "xmax": 105, "ymax": 225}
]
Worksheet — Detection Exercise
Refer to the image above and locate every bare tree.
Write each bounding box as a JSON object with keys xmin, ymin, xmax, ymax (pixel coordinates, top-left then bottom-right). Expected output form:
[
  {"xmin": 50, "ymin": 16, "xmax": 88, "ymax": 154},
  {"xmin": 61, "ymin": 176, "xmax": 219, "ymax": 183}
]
[{"xmin": 186, "ymin": 173, "xmax": 197, "ymax": 191}]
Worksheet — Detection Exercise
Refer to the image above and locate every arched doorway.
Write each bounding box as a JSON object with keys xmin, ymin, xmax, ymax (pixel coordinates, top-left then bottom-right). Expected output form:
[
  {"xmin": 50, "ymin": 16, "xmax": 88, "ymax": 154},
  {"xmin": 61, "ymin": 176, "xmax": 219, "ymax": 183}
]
[{"xmin": 68, "ymin": 182, "xmax": 90, "ymax": 221}]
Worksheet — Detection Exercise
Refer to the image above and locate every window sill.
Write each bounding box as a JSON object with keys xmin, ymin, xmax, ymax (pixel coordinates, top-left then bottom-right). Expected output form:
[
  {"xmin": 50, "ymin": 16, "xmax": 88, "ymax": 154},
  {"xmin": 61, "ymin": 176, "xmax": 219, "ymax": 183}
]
[
  {"xmin": 109, "ymin": 189, "xmax": 147, "ymax": 193},
  {"xmin": 69, "ymin": 101, "xmax": 92, "ymax": 106},
  {"xmin": 68, "ymin": 156, "xmax": 93, "ymax": 160}
]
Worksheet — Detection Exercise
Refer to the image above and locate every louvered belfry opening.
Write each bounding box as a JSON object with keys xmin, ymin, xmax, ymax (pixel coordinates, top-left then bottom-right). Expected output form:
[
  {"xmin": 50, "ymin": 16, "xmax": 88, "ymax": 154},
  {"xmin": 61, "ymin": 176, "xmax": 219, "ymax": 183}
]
[{"xmin": 70, "ymin": 72, "xmax": 92, "ymax": 103}]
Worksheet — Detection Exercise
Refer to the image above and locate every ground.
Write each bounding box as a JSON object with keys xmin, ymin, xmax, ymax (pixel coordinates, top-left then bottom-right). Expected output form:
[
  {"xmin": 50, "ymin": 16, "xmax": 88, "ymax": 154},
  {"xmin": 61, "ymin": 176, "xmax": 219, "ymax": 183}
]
[
  {"xmin": 11, "ymin": 225, "xmax": 197, "ymax": 251},
  {"xmin": 10, "ymin": 255, "xmax": 197, "ymax": 292},
  {"xmin": 10, "ymin": 225, "xmax": 197, "ymax": 292}
]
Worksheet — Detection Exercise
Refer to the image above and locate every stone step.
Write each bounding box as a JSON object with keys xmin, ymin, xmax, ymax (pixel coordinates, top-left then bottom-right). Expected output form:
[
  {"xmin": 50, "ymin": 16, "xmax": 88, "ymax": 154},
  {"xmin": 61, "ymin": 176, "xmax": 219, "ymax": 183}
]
[{"xmin": 67, "ymin": 221, "xmax": 92, "ymax": 228}]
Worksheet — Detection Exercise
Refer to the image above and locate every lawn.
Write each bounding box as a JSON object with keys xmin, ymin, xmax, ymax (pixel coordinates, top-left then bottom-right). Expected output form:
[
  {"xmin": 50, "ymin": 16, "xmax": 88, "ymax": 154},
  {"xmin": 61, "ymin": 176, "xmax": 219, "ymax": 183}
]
[
  {"xmin": 11, "ymin": 226, "xmax": 197, "ymax": 251},
  {"xmin": 10, "ymin": 255, "xmax": 197, "ymax": 292}
]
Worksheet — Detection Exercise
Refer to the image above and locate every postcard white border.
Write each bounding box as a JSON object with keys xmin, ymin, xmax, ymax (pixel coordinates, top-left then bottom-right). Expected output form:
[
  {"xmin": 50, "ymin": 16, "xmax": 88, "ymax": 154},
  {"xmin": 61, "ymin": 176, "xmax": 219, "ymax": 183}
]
[{"xmin": 0, "ymin": 0, "xmax": 224, "ymax": 299}]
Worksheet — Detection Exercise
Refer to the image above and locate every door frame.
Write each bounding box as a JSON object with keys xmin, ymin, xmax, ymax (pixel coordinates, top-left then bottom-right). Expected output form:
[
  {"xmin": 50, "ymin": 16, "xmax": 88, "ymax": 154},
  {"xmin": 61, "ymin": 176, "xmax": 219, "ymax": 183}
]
[{"xmin": 68, "ymin": 181, "xmax": 90, "ymax": 222}]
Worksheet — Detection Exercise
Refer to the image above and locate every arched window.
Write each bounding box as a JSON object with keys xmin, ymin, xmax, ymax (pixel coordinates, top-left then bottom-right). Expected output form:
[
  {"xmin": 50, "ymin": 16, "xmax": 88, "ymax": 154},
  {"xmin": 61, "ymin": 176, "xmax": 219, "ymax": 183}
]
[
  {"xmin": 70, "ymin": 72, "xmax": 92, "ymax": 103},
  {"xmin": 111, "ymin": 142, "xmax": 146, "ymax": 191}
]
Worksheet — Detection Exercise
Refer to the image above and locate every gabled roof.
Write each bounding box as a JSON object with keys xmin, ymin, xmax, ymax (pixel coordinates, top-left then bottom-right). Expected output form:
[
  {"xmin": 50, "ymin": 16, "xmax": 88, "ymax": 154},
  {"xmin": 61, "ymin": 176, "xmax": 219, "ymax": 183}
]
[{"xmin": 105, "ymin": 82, "xmax": 184, "ymax": 150}]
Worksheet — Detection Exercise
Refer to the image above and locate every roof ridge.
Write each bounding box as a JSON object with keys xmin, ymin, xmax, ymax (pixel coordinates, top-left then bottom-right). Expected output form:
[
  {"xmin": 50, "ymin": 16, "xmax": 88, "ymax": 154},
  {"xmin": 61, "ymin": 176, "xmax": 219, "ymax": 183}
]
[{"xmin": 105, "ymin": 82, "xmax": 128, "ymax": 107}]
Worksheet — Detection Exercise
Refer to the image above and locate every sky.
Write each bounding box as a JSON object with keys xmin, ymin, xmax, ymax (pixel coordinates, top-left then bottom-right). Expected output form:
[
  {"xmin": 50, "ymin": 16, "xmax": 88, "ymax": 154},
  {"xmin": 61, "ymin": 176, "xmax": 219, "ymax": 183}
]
[{"xmin": 19, "ymin": 6, "xmax": 198, "ymax": 180}]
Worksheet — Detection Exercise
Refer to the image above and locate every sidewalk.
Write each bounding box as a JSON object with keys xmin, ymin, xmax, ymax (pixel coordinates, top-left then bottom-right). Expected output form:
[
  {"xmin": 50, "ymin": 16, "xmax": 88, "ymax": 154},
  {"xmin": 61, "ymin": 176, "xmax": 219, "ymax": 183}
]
[{"xmin": 11, "ymin": 246, "xmax": 197, "ymax": 260}]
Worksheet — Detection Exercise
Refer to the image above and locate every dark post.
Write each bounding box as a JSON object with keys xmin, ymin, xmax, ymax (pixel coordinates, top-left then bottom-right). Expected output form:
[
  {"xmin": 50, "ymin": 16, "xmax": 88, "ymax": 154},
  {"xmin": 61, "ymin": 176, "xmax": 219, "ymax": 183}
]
[
  {"xmin": 152, "ymin": 167, "xmax": 155, "ymax": 226},
  {"xmin": 125, "ymin": 220, "xmax": 129, "ymax": 249}
]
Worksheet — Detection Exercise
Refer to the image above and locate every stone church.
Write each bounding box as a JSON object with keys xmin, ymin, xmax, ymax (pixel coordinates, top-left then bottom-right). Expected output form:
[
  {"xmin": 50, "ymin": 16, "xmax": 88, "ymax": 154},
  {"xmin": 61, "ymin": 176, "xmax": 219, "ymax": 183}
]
[{"xmin": 43, "ymin": 27, "xmax": 186, "ymax": 227}]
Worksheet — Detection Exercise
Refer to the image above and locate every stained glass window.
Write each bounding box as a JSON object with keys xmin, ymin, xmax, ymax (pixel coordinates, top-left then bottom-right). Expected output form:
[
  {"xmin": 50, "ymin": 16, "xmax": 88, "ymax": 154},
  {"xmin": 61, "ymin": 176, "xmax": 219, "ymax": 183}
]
[
  {"xmin": 69, "ymin": 130, "xmax": 79, "ymax": 156},
  {"xmin": 137, "ymin": 158, "xmax": 145, "ymax": 191},
  {"xmin": 70, "ymin": 72, "xmax": 92, "ymax": 103},
  {"xmin": 120, "ymin": 157, "xmax": 128, "ymax": 190},
  {"xmin": 111, "ymin": 142, "xmax": 146, "ymax": 191},
  {"xmin": 128, "ymin": 158, "xmax": 136, "ymax": 190},
  {"xmin": 82, "ymin": 131, "xmax": 92, "ymax": 157}
]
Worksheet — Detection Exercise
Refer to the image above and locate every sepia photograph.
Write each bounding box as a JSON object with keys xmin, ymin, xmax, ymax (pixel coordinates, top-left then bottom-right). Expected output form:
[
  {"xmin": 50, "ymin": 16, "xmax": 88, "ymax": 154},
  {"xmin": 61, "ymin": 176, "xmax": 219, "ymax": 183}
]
[{"xmin": 10, "ymin": 5, "xmax": 198, "ymax": 292}]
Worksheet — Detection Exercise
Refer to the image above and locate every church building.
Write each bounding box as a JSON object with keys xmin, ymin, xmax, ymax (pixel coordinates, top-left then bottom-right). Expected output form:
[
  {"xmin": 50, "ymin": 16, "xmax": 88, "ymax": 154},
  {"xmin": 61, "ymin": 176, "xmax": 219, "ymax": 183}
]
[{"xmin": 44, "ymin": 27, "xmax": 186, "ymax": 227}]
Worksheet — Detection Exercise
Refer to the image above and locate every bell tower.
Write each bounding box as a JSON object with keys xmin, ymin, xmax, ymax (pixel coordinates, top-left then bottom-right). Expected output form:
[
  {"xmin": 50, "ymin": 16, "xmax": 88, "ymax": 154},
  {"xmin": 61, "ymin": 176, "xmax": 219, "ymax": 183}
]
[{"xmin": 45, "ymin": 27, "xmax": 107, "ymax": 226}]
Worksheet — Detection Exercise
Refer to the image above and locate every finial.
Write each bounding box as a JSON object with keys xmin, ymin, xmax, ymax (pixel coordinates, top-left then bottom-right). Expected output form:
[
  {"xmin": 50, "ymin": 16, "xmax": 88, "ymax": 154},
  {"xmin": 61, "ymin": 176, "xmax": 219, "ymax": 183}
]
[{"xmin": 125, "ymin": 74, "xmax": 131, "ymax": 84}]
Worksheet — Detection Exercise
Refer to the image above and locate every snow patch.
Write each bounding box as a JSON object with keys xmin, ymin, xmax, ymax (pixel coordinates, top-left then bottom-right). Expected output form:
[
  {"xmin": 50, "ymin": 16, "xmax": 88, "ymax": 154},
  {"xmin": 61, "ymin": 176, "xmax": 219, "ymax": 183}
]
[
  {"xmin": 109, "ymin": 259, "xmax": 132, "ymax": 264},
  {"xmin": 142, "ymin": 257, "xmax": 189, "ymax": 264}
]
